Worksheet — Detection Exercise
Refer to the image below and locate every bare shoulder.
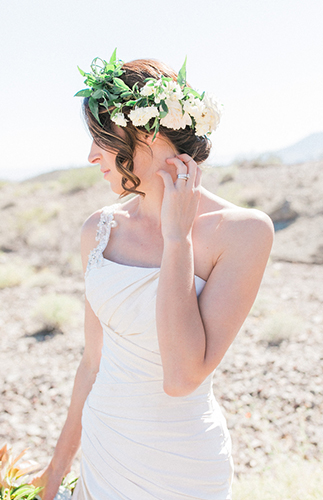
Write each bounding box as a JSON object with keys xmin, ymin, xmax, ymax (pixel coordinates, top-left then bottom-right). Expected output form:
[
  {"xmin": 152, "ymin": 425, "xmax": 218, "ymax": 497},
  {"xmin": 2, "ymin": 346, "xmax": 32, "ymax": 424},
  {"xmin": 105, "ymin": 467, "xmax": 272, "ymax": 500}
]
[
  {"xmin": 221, "ymin": 205, "xmax": 274, "ymax": 246},
  {"xmin": 197, "ymin": 188, "xmax": 274, "ymax": 266}
]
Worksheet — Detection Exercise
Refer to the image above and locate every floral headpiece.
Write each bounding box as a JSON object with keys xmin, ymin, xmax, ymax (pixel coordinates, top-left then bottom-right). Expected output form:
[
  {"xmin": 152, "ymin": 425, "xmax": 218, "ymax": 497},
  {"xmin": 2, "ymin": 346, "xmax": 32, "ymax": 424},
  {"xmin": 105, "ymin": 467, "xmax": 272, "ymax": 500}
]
[{"xmin": 75, "ymin": 48, "xmax": 222, "ymax": 139}]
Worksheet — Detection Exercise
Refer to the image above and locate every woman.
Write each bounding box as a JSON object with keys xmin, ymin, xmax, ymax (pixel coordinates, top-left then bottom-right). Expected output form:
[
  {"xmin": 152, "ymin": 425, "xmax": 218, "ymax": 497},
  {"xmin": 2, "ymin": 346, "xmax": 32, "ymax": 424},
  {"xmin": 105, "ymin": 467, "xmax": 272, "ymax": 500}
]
[{"xmin": 34, "ymin": 52, "xmax": 273, "ymax": 499}]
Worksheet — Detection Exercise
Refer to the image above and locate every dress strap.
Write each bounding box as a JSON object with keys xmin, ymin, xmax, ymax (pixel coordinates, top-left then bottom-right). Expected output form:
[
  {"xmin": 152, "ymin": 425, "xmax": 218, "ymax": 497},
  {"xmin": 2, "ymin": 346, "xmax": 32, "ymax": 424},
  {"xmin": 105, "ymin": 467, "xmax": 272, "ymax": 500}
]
[{"xmin": 85, "ymin": 204, "xmax": 119, "ymax": 277}]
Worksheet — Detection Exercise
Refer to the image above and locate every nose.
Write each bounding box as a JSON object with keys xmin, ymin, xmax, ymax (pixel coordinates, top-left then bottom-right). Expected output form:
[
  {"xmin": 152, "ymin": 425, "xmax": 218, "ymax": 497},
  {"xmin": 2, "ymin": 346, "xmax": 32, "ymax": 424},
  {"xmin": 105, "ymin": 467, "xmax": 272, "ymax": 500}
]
[{"xmin": 88, "ymin": 141, "xmax": 102, "ymax": 164}]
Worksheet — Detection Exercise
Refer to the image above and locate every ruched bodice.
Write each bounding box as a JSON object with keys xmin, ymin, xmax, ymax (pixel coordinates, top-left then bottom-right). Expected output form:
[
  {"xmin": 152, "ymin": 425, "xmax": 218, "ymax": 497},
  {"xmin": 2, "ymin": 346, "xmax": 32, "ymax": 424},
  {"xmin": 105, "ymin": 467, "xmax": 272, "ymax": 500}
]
[{"xmin": 74, "ymin": 205, "xmax": 233, "ymax": 500}]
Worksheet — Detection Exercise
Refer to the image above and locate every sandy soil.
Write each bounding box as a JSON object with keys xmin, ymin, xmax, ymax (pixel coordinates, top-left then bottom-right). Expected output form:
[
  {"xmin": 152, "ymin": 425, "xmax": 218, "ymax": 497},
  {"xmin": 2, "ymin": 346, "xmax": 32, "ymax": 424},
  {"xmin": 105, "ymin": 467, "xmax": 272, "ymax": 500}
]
[{"xmin": 0, "ymin": 160, "xmax": 322, "ymax": 477}]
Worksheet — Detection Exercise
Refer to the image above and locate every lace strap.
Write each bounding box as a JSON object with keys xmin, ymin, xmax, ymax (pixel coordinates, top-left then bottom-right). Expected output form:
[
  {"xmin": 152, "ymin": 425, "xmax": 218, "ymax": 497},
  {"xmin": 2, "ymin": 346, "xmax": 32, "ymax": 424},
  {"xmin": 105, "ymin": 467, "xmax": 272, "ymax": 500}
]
[{"xmin": 85, "ymin": 204, "xmax": 119, "ymax": 277}]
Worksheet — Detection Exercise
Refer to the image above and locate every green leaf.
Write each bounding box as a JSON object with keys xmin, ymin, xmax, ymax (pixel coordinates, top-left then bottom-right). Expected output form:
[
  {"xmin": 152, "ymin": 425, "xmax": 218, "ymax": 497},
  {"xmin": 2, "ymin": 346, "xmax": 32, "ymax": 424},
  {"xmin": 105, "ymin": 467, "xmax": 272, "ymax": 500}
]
[
  {"xmin": 103, "ymin": 63, "xmax": 115, "ymax": 73},
  {"xmin": 120, "ymin": 91, "xmax": 132, "ymax": 99},
  {"xmin": 159, "ymin": 110, "xmax": 168, "ymax": 119},
  {"xmin": 114, "ymin": 78, "xmax": 131, "ymax": 91},
  {"xmin": 109, "ymin": 48, "xmax": 117, "ymax": 64},
  {"xmin": 26, "ymin": 488, "xmax": 43, "ymax": 500},
  {"xmin": 124, "ymin": 99, "xmax": 138, "ymax": 107},
  {"xmin": 184, "ymin": 87, "xmax": 202, "ymax": 100},
  {"xmin": 88, "ymin": 97, "xmax": 101, "ymax": 123},
  {"xmin": 77, "ymin": 66, "xmax": 86, "ymax": 77},
  {"xmin": 10, "ymin": 484, "xmax": 43, "ymax": 499},
  {"xmin": 152, "ymin": 120, "xmax": 160, "ymax": 141},
  {"xmin": 144, "ymin": 123, "xmax": 151, "ymax": 132},
  {"xmin": 177, "ymin": 56, "xmax": 187, "ymax": 87},
  {"xmin": 74, "ymin": 89, "xmax": 92, "ymax": 98},
  {"xmin": 160, "ymin": 100, "xmax": 168, "ymax": 113},
  {"xmin": 92, "ymin": 89, "xmax": 104, "ymax": 99}
]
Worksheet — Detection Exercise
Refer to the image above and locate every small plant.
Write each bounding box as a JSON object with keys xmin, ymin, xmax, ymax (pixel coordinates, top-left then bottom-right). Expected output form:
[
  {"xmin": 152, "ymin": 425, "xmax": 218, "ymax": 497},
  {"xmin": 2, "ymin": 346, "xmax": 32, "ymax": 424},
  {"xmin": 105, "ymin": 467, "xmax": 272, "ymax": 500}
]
[
  {"xmin": 24, "ymin": 270, "xmax": 59, "ymax": 288},
  {"xmin": 32, "ymin": 294, "xmax": 81, "ymax": 331},
  {"xmin": 0, "ymin": 444, "xmax": 42, "ymax": 499},
  {"xmin": 0, "ymin": 263, "xmax": 34, "ymax": 289},
  {"xmin": 59, "ymin": 167, "xmax": 102, "ymax": 193},
  {"xmin": 260, "ymin": 311, "xmax": 304, "ymax": 346},
  {"xmin": 233, "ymin": 455, "xmax": 323, "ymax": 500}
]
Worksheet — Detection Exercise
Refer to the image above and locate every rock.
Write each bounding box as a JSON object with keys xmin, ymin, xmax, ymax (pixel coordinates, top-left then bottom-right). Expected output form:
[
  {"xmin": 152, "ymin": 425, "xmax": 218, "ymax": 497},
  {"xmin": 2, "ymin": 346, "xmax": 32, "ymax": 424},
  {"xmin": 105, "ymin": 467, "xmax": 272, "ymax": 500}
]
[{"xmin": 269, "ymin": 199, "xmax": 298, "ymax": 223}]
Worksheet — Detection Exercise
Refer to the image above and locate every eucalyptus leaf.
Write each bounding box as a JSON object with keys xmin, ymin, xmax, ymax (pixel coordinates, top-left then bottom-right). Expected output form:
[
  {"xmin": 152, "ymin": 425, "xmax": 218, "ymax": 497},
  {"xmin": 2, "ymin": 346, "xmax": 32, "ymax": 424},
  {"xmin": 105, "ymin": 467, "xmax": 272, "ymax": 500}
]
[
  {"xmin": 77, "ymin": 66, "xmax": 86, "ymax": 77},
  {"xmin": 109, "ymin": 48, "xmax": 117, "ymax": 64},
  {"xmin": 74, "ymin": 89, "xmax": 92, "ymax": 97},
  {"xmin": 124, "ymin": 100, "xmax": 138, "ymax": 107},
  {"xmin": 88, "ymin": 97, "xmax": 101, "ymax": 123},
  {"xmin": 92, "ymin": 89, "xmax": 104, "ymax": 99},
  {"xmin": 104, "ymin": 63, "xmax": 115, "ymax": 73},
  {"xmin": 114, "ymin": 78, "xmax": 131, "ymax": 91},
  {"xmin": 160, "ymin": 100, "xmax": 168, "ymax": 113},
  {"xmin": 184, "ymin": 88, "xmax": 202, "ymax": 100},
  {"xmin": 152, "ymin": 120, "xmax": 160, "ymax": 140},
  {"xmin": 120, "ymin": 91, "xmax": 132, "ymax": 99},
  {"xmin": 177, "ymin": 56, "xmax": 187, "ymax": 87}
]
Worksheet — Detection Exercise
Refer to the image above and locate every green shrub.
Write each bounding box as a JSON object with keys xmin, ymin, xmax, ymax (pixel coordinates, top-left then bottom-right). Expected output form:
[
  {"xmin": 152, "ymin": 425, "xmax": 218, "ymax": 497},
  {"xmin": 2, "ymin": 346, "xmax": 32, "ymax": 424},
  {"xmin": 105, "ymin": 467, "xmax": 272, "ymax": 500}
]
[
  {"xmin": 32, "ymin": 293, "xmax": 82, "ymax": 330},
  {"xmin": 59, "ymin": 167, "xmax": 102, "ymax": 193}
]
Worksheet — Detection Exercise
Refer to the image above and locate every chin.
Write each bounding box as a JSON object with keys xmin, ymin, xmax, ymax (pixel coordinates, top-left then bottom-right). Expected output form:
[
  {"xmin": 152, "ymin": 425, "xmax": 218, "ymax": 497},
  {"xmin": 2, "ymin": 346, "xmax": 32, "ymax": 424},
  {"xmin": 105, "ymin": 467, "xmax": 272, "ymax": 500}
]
[{"xmin": 109, "ymin": 182, "xmax": 124, "ymax": 195}]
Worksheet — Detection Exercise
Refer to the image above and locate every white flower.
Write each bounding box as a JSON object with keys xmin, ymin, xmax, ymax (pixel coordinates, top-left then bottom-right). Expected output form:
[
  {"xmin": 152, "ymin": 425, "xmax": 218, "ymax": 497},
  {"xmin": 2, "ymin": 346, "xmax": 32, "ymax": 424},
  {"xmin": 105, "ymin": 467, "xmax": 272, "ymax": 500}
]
[
  {"xmin": 129, "ymin": 106, "xmax": 159, "ymax": 126},
  {"xmin": 140, "ymin": 83, "xmax": 155, "ymax": 97},
  {"xmin": 154, "ymin": 91, "xmax": 166, "ymax": 104},
  {"xmin": 54, "ymin": 486, "xmax": 72, "ymax": 499},
  {"xmin": 160, "ymin": 98, "xmax": 192, "ymax": 130},
  {"xmin": 162, "ymin": 80, "xmax": 184, "ymax": 100},
  {"xmin": 111, "ymin": 112, "xmax": 128, "ymax": 127},
  {"xmin": 194, "ymin": 93, "xmax": 222, "ymax": 136},
  {"xmin": 183, "ymin": 96, "xmax": 205, "ymax": 120}
]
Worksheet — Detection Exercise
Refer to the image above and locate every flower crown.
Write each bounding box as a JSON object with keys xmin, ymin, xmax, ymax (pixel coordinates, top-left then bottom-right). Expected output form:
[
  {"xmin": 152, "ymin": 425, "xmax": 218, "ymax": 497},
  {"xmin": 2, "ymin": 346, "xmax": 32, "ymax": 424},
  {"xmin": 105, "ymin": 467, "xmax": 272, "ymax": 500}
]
[{"xmin": 75, "ymin": 48, "xmax": 222, "ymax": 139}]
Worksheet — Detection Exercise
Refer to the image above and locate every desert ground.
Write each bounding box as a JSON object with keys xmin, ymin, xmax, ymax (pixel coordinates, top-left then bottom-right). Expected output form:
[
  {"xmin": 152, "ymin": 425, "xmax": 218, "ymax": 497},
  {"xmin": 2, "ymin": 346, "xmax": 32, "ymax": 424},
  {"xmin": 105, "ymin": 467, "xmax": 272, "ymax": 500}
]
[{"xmin": 1, "ymin": 159, "xmax": 322, "ymax": 497}]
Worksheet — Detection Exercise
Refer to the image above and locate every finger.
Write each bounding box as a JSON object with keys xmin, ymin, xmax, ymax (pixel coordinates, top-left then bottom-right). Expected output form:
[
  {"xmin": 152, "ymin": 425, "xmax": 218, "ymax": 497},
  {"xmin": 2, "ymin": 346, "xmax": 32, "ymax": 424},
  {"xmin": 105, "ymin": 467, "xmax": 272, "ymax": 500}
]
[
  {"xmin": 176, "ymin": 155, "xmax": 198, "ymax": 189},
  {"xmin": 165, "ymin": 157, "xmax": 188, "ymax": 177},
  {"xmin": 195, "ymin": 166, "xmax": 202, "ymax": 188},
  {"xmin": 175, "ymin": 153, "xmax": 193, "ymax": 164},
  {"xmin": 156, "ymin": 170, "xmax": 175, "ymax": 191}
]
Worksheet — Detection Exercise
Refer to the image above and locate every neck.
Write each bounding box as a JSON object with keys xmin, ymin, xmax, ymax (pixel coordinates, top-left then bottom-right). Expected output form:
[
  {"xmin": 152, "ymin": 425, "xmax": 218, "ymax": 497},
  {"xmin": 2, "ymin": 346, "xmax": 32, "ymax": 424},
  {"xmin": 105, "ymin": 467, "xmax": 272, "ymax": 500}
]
[{"xmin": 126, "ymin": 135, "xmax": 178, "ymax": 225}]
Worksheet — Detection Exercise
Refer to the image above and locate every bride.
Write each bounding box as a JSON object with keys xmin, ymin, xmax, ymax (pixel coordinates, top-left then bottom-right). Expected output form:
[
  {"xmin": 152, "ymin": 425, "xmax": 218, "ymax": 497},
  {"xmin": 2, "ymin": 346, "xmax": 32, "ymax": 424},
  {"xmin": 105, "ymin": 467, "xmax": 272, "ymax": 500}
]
[{"xmin": 33, "ymin": 50, "xmax": 273, "ymax": 499}]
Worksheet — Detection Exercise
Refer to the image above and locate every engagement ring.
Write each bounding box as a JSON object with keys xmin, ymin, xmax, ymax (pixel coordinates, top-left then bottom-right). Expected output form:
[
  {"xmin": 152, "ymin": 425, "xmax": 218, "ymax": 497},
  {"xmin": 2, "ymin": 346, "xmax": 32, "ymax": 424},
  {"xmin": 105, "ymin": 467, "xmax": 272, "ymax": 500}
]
[{"xmin": 177, "ymin": 173, "xmax": 190, "ymax": 181}]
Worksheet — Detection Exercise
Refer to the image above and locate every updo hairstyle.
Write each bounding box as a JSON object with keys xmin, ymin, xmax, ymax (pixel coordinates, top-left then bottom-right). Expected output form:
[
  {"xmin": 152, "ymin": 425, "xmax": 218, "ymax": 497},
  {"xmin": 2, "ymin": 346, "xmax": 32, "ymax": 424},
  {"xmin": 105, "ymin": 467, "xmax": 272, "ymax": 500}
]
[{"xmin": 83, "ymin": 59, "xmax": 211, "ymax": 196}]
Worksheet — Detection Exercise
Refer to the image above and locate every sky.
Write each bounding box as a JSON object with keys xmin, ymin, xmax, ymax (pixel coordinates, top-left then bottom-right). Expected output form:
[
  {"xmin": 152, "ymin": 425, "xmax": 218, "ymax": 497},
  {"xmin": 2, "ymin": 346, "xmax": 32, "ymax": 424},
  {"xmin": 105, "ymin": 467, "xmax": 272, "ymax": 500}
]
[{"xmin": 1, "ymin": 0, "xmax": 322, "ymax": 180}]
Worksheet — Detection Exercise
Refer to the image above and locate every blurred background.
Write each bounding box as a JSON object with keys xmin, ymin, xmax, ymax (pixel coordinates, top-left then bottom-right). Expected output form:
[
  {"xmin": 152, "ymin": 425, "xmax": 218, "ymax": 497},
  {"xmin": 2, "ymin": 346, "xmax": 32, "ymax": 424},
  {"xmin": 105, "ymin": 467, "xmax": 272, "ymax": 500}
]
[
  {"xmin": 1, "ymin": 1, "xmax": 323, "ymax": 499},
  {"xmin": 0, "ymin": 0, "xmax": 322, "ymax": 180}
]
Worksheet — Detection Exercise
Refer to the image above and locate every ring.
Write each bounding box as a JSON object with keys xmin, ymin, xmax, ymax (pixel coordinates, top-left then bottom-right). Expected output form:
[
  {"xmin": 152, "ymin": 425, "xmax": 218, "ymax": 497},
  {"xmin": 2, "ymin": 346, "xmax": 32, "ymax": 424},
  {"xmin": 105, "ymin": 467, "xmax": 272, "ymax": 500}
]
[{"xmin": 177, "ymin": 173, "xmax": 190, "ymax": 181}]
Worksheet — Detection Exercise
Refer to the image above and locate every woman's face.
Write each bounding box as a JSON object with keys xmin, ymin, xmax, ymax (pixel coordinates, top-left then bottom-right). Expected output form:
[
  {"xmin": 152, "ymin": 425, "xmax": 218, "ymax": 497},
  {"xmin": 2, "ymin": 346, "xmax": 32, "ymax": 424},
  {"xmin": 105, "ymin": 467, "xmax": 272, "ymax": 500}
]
[{"xmin": 88, "ymin": 140, "xmax": 124, "ymax": 194}]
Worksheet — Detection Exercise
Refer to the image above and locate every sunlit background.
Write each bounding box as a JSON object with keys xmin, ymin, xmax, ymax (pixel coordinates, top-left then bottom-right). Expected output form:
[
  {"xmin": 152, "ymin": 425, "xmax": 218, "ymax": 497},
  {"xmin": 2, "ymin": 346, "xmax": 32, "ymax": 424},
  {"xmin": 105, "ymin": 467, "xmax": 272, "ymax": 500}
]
[{"xmin": 1, "ymin": 0, "xmax": 322, "ymax": 180}]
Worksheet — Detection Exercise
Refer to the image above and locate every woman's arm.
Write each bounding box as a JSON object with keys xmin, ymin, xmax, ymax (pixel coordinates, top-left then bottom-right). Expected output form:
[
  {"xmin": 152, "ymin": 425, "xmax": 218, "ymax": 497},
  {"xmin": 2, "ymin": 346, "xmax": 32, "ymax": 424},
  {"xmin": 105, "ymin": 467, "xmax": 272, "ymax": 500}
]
[
  {"xmin": 32, "ymin": 214, "xmax": 103, "ymax": 499},
  {"xmin": 156, "ymin": 155, "xmax": 274, "ymax": 397}
]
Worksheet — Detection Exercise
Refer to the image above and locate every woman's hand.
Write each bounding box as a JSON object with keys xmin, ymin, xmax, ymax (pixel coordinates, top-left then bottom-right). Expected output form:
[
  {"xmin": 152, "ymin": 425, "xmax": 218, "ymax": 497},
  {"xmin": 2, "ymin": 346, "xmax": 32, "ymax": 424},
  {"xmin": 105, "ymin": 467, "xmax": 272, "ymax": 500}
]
[
  {"xmin": 31, "ymin": 464, "xmax": 64, "ymax": 500},
  {"xmin": 156, "ymin": 154, "xmax": 201, "ymax": 241}
]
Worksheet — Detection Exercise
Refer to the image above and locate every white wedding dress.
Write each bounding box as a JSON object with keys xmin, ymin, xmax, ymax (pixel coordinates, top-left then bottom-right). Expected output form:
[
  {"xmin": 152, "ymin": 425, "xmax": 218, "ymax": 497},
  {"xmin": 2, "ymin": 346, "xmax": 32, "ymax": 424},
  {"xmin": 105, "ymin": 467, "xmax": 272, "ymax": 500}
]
[{"xmin": 73, "ymin": 205, "xmax": 234, "ymax": 500}]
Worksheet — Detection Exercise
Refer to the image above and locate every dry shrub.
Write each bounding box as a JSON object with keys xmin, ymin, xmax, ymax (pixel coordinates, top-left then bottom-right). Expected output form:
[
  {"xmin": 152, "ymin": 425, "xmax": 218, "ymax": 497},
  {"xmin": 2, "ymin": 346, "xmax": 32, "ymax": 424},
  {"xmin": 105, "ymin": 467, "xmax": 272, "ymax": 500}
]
[
  {"xmin": 32, "ymin": 293, "xmax": 82, "ymax": 331},
  {"xmin": 0, "ymin": 262, "xmax": 34, "ymax": 289},
  {"xmin": 24, "ymin": 269, "xmax": 59, "ymax": 288},
  {"xmin": 234, "ymin": 455, "xmax": 322, "ymax": 500},
  {"xmin": 260, "ymin": 311, "xmax": 305, "ymax": 345},
  {"xmin": 59, "ymin": 167, "xmax": 102, "ymax": 193}
]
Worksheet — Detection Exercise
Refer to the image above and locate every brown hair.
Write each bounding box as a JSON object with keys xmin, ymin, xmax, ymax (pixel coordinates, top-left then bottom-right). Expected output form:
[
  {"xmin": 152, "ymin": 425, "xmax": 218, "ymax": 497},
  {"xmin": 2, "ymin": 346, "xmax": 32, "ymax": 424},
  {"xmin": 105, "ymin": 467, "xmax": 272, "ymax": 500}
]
[{"xmin": 83, "ymin": 59, "xmax": 211, "ymax": 196}]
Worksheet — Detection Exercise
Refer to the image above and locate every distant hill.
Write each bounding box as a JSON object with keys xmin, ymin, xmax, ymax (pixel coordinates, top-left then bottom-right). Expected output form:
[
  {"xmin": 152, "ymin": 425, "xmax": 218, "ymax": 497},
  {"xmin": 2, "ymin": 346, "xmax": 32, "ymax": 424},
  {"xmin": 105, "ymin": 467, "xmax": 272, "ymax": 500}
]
[{"xmin": 262, "ymin": 132, "xmax": 323, "ymax": 164}]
